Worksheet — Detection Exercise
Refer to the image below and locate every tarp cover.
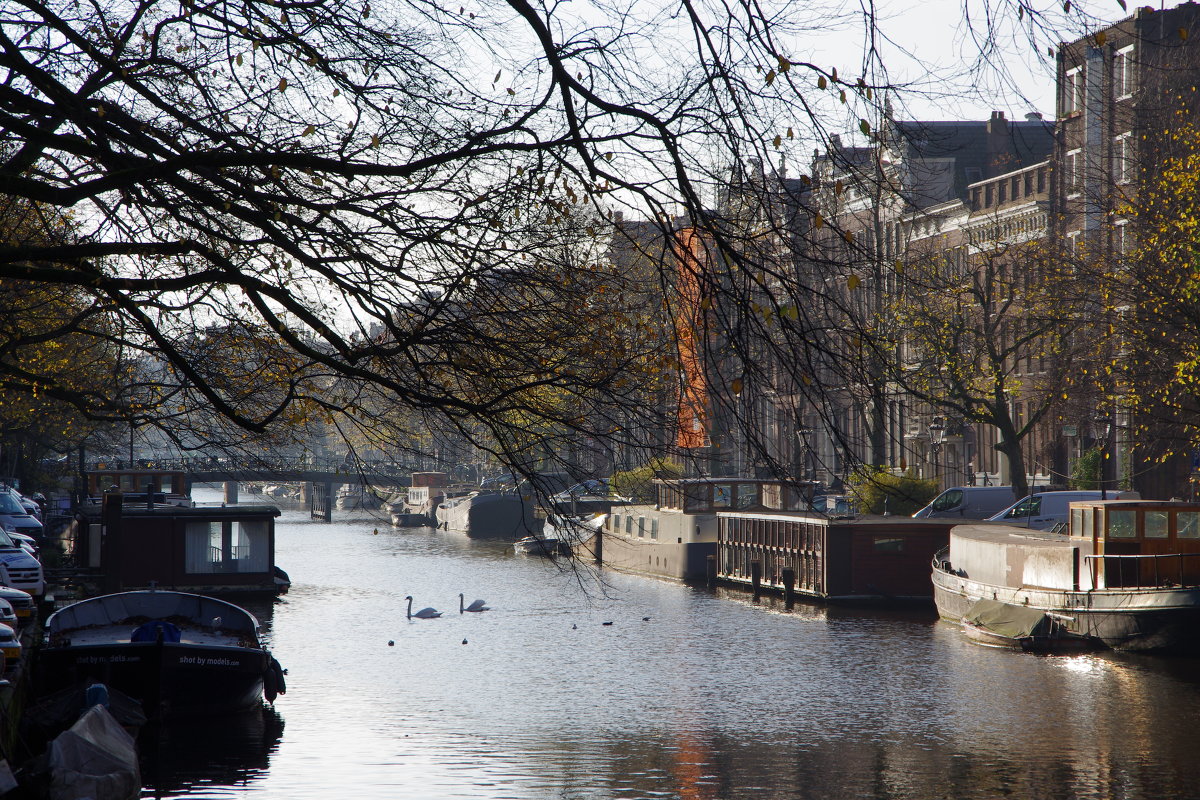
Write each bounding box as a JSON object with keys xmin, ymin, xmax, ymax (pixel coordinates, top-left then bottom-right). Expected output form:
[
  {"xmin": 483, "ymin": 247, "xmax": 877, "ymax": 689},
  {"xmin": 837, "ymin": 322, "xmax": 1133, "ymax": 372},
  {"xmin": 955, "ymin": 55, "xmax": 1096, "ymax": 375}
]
[
  {"xmin": 963, "ymin": 599, "xmax": 1049, "ymax": 639},
  {"xmin": 47, "ymin": 704, "xmax": 140, "ymax": 800}
]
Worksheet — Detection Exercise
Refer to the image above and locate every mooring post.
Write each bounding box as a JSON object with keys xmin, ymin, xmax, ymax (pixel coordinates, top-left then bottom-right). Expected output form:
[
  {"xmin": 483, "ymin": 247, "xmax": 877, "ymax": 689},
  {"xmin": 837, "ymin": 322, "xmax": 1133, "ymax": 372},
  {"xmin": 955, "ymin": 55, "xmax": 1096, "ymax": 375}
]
[
  {"xmin": 323, "ymin": 480, "xmax": 333, "ymax": 522},
  {"xmin": 782, "ymin": 567, "xmax": 796, "ymax": 608},
  {"xmin": 707, "ymin": 554, "xmax": 717, "ymax": 588},
  {"xmin": 751, "ymin": 560, "xmax": 762, "ymax": 600}
]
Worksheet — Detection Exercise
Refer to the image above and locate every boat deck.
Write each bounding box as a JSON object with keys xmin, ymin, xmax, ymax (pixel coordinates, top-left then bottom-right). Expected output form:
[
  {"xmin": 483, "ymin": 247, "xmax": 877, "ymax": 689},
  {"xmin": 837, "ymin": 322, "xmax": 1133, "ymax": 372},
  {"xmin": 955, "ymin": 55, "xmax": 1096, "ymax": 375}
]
[{"xmin": 62, "ymin": 624, "xmax": 253, "ymax": 648}]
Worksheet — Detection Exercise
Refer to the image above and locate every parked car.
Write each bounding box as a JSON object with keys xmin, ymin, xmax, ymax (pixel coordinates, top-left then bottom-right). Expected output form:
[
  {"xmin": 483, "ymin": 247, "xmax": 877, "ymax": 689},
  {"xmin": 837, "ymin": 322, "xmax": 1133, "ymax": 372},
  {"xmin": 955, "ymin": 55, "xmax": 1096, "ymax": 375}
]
[
  {"xmin": 0, "ymin": 529, "xmax": 44, "ymax": 597},
  {"xmin": 0, "ymin": 622, "xmax": 21, "ymax": 668},
  {"xmin": 0, "ymin": 585, "xmax": 36, "ymax": 626},
  {"xmin": 0, "ymin": 598, "xmax": 19, "ymax": 631},
  {"xmin": 986, "ymin": 489, "xmax": 1141, "ymax": 531},
  {"xmin": 0, "ymin": 489, "xmax": 43, "ymax": 543},
  {"xmin": 913, "ymin": 486, "xmax": 1019, "ymax": 520}
]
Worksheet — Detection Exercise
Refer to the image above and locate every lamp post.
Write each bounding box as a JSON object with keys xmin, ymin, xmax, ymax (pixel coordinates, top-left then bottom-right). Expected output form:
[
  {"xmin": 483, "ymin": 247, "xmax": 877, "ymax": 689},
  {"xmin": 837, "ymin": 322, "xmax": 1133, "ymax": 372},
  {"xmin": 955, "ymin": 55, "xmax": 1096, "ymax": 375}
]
[
  {"xmin": 795, "ymin": 425, "xmax": 814, "ymax": 483},
  {"xmin": 1091, "ymin": 413, "xmax": 1114, "ymax": 498},
  {"xmin": 928, "ymin": 416, "xmax": 946, "ymax": 489}
]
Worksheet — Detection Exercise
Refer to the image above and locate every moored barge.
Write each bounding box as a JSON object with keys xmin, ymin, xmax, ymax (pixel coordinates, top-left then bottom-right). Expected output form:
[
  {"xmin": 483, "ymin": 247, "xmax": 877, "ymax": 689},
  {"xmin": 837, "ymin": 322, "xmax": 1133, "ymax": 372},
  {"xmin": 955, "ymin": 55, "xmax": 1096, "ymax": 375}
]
[
  {"xmin": 933, "ymin": 499, "xmax": 1200, "ymax": 652},
  {"xmin": 717, "ymin": 512, "xmax": 954, "ymax": 603}
]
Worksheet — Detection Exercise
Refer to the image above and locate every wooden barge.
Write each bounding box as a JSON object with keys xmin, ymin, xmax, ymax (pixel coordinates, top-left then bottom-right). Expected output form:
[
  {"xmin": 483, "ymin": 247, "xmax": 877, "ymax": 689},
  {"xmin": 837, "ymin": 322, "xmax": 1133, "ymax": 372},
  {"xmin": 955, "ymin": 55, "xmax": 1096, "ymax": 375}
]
[{"xmin": 717, "ymin": 512, "xmax": 955, "ymax": 604}]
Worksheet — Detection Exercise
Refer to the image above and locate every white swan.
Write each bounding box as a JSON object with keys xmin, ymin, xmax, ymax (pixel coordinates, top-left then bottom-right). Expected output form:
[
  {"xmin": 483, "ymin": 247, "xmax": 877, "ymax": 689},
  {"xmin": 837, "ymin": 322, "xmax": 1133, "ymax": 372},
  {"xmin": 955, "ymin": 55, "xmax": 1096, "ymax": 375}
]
[
  {"xmin": 406, "ymin": 595, "xmax": 442, "ymax": 619},
  {"xmin": 460, "ymin": 593, "xmax": 490, "ymax": 613}
]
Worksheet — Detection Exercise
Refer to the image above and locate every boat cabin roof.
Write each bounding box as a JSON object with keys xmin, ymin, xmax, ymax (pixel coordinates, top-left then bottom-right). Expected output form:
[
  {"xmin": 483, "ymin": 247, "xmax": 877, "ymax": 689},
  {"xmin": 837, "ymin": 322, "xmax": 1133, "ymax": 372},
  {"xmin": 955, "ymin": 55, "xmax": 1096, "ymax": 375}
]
[
  {"xmin": 652, "ymin": 478, "xmax": 818, "ymax": 513},
  {"xmin": 87, "ymin": 468, "xmax": 187, "ymax": 496},
  {"xmin": 1068, "ymin": 499, "xmax": 1200, "ymax": 543}
]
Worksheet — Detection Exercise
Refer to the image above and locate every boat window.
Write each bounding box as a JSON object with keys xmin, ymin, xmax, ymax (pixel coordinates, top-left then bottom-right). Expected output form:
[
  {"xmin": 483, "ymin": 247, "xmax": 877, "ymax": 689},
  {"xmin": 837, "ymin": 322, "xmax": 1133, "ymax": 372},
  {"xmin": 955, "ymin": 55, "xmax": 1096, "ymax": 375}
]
[
  {"xmin": 185, "ymin": 520, "xmax": 270, "ymax": 573},
  {"xmin": 1108, "ymin": 509, "xmax": 1137, "ymax": 538},
  {"xmin": 1071, "ymin": 508, "xmax": 1084, "ymax": 536},
  {"xmin": 873, "ymin": 537, "xmax": 904, "ymax": 552},
  {"xmin": 609, "ymin": 514, "xmax": 620, "ymax": 531},
  {"xmin": 931, "ymin": 489, "xmax": 964, "ymax": 512},
  {"xmin": 637, "ymin": 517, "xmax": 645, "ymax": 538},
  {"xmin": 713, "ymin": 484, "xmax": 733, "ymax": 509},
  {"xmin": 1179, "ymin": 511, "xmax": 1200, "ymax": 539},
  {"xmin": 1081, "ymin": 507, "xmax": 1094, "ymax": 538},
  {"xmin": 625, "ymin": 516, "xmax": 633, "ymax": 534},
  {"xmin": 735, "ymin": 484, "xmax": 758, "ymax": 509},
  {"xmin": 1146, "ymin": 511, "xmax": 1169, "ymax": 539},
  {"xmin": 650, "ymin": 519, "xmax": 659, "ymax": 540},
  {"xmin": 682, "ymin": 484, "xmax": 709, "ymax": 512}
]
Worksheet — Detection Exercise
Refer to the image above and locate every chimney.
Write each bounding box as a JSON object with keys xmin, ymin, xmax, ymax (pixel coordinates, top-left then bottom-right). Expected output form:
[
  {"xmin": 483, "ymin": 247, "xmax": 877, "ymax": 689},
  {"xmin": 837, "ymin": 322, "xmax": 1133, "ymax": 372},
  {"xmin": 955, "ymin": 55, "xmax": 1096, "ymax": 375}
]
[{"xmin": 1025, "ymin": 111, "xmax": 1044, "ymax": 121}]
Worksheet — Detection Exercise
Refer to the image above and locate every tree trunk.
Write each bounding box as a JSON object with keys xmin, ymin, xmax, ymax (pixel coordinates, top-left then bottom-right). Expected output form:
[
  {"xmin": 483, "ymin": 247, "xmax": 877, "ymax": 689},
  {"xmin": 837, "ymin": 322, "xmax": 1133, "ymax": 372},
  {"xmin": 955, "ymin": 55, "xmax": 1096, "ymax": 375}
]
[{"xmin": 995, "ymin": 436, "xmax": 1030, "ymax": 499}]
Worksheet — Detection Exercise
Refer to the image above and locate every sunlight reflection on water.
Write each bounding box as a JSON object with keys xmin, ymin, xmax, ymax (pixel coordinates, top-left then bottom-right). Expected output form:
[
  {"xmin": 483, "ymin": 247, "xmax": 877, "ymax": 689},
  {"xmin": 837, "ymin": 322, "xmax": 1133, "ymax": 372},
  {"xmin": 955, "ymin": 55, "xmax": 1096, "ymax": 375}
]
[{"xmin": 141, "ymin": 488, "xmax": 1200, "ymax": 799}]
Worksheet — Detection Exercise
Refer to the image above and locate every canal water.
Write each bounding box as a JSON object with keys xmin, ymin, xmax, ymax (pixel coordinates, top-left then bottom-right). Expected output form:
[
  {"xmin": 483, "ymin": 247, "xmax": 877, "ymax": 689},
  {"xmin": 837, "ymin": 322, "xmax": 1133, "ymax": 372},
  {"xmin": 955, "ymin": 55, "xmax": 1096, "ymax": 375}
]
[{"xmin": 139, "ymin": 489, "xmax": 1200, "ymax": 799}]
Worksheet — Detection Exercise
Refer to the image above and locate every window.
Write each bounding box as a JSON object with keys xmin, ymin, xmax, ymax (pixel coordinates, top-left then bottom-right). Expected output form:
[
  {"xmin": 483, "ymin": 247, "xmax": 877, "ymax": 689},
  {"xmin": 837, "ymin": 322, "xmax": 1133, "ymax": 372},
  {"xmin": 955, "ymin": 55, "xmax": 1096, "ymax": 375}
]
[
  {"xmin": 185, "ymin": 520, "xmax": 269, "ymax": 574},
  {"xmin": 1066, "ymin": 149, "xmax": 1081, "ymax": 194},
  {"xmin": 1114, "ymin": 132, "xmax": 1133, "ymax": 184},
  {"xmin": 1002, "ymin": 496, "xmax": 1042, "ymax": 519},
  {"xmin": 998, "ymin": 182, "xmax": 1007, "ymax": 203},
  {"xmin": 713, "ymin": 484, "xmax": 733, "ymax": 509},
  {"xmin": 1064, "ymin": 67, "xmax": 1084, "ymax": 114},
  {"xmin": 1146, "ymin": 511, "xmax": 1169, "ymax": 539},
  {"xmin": 1114, "ymin": 221, "xmax": 1130, "ymax": 255},
  {"xmin": 1113, "ymin": 46, "xmax": 1134, "ymax": 98},
  {"xmin": 650, "ymin": 519, "xmax": 659, "ymax": 540},
  {"xmin": 637, "ymin": 517, "xmax": 645, "ymax": 538},
  {"xmin": 1108, "ymin": 509, "xmax": 1137, "ymax": 538},
  {"xmin": 1179, "ymin": 512, "xmax": 1200, "ymax": 539},
  {"xmin": 873, "ymin": 537, "xmax": 905, "ymax": 553},
  {"xmin": 1024, "ymin": 173, "xmax": 1033, "ymax": 195}
]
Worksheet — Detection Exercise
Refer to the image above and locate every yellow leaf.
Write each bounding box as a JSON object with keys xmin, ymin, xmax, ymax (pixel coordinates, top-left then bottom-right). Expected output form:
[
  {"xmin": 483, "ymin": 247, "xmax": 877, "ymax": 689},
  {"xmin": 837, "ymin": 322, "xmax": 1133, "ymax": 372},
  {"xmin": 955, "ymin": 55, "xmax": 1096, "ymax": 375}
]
[
  {"xmin": 860, "ymin": 119, "xmax": 871, "ymax": 135},
  {"xmin": 278, "ymin": 77, "xmax": 288, "ymax": 91},
  {"xmin": 371, "ymin": 134, "xmax": 380, "ymax": 147},
  {"xmin": 731, "ymin": 378, "xmax": 743, "ymax": 395},
  {"xmin": 817, "ymin": 75, "xmax": 827, "ymax": 90},
  {"xmin": 302, "ymin": 125, "xmax": 315, "ymax": 136},
  {"xmin": 506, "ymin": 87, "xmax": 515, "ymax": 95},
  {"xmin": 772, "ymin": 134, "xmax": 782, "ymax": 148},
  {"xmin": 848, "ymin": 274, "xmax": 861, "ymax": 290},
  {"xmin": 765, "ymin": 69, "xmax": 776, "ymax": 85}
]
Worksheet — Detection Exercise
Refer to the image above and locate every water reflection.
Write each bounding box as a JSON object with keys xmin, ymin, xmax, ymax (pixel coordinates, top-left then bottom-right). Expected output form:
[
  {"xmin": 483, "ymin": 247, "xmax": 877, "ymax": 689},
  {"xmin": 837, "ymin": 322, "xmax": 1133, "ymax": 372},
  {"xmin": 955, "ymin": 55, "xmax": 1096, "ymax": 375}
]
[
  {"xmin": 135, "ymin": 492, "xmax": 1200, "ymax": 799},
  {"xmin": 139, "ymin": 706, "xmax": 284, "ymax": 798}
]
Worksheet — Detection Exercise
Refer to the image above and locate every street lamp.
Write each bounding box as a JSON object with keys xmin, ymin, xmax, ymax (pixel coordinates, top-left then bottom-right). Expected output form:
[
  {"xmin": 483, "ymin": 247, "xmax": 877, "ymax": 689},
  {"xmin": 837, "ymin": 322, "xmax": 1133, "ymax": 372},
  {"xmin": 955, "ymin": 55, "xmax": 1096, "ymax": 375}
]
[
  {"xmin": 928, "ymin": 416, "xmax": 946, "ymax": 486},
  {"xmin": 796, "ymin": 425, "xmax": 814, "ymax": 482}
]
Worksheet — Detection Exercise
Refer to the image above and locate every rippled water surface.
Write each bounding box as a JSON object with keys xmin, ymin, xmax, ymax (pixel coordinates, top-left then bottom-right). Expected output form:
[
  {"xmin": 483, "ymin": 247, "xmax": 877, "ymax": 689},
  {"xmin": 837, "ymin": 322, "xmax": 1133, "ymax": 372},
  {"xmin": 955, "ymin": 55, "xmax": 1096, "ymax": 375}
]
[{"xmin": 139, "ymin": 488, "xmax": 1200, "ymax": 799}]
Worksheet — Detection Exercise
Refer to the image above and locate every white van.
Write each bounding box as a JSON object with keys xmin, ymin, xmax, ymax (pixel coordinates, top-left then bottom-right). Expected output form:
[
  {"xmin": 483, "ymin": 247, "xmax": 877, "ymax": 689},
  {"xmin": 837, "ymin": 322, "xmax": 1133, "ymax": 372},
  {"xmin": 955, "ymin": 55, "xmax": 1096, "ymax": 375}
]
[
  {"xmin": 986, "ymin": 490, "xmax": 1140, "ymax": 531},
  {"xmin": 913, "ymin": 486, "xmax": 1018, "ymax": 520}
]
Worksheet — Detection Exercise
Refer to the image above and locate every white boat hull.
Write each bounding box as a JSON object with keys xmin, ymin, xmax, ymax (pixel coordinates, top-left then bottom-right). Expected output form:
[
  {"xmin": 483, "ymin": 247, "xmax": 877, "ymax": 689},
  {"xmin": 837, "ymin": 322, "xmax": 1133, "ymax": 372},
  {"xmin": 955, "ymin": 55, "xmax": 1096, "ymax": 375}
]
[{"xmin": 932, "ymin": 562, "xmax": 1200, "ymax": 651}]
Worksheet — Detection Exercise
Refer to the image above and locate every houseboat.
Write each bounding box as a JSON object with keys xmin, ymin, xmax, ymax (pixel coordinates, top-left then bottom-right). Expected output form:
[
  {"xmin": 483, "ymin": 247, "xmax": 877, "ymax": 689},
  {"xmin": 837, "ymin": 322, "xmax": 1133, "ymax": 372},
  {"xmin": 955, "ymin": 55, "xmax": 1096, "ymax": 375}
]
[
  {"xmin": 718, "ymin": 512, "xmax": 954, "ymax": 603},
  {"xmin": 76, "ymin": 494, "xmax": 287, "ymax": 595},
  {"xmin": 436, "ymin": 473, "xmax": 571, "ymax": 540},
  {"xmin": 390, "ymin": 472, "xmax": 461, "ymax": 527},
  {"xmin": 932, "ymin": 499, "xmax": 1200, "ymax": 652},
  {"xmin": 591, "ymin": 478, "xmax": 816, "ymax": 582},
  {"xmin": 38, "ymin": 589, "xmax": 286, "ymax": 717}
]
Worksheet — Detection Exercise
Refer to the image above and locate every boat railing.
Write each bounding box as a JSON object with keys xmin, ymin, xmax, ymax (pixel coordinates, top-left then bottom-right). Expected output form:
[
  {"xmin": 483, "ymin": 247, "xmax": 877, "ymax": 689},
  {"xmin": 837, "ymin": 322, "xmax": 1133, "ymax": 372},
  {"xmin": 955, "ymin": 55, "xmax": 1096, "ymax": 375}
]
[
  {"xmin": 1084, "ymin": 551, "xmax": 1200, "ymax": 589},
  {"xmin": 931, "ymin": 546, "xmax": 952, "ymax": 574}
]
